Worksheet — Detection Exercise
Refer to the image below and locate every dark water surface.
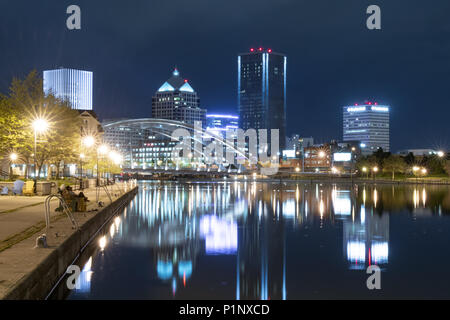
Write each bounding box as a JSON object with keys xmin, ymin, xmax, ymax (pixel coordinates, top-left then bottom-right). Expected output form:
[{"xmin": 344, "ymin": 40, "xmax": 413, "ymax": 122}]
[{"xmin": 60, "ymin": 181, "xmax": 450, "ymax": 299}]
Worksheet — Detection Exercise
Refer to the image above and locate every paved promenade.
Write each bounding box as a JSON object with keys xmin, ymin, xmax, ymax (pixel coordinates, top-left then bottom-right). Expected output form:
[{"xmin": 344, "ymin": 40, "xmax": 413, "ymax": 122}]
[{"xmin": 0, "ymin": 182, "xmax": 135, "ymax": 298}]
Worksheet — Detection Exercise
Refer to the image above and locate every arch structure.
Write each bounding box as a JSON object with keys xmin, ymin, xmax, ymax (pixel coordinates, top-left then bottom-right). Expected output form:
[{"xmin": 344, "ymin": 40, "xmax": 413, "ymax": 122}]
[{"xmin": 102, "ymin": 118, "xmax": 254, "ymax": 171}]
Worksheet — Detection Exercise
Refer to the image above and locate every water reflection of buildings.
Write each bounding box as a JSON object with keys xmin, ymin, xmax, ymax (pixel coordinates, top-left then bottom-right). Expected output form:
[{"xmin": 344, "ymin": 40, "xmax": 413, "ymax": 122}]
[
  {"xmin": 236, "ymin": 188, "xmax": 286, "ymax": 300},
  {"xmin": 340, "ymin": 187, "xmax": 390, "ymax": 270},
  {"xmin": 123, "ymin": 183, "xmax": 244, "ymax": 295},
  {"xmin": 71, "ymin": 182, "xmax": 450, "ymax": 298}
]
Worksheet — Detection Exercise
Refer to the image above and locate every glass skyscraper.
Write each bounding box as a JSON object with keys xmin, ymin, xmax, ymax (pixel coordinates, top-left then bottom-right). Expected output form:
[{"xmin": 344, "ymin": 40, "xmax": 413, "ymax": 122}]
[
  {"xmin": 43, "ymin": 68, "xmax": 93, "ymax": 110},
  {"xmin": 238, "ymin": 48, "xmax": 287, "ymax": 150},
  {"xmin": 343, "ymin": 102, "xmax": 390, "ymax": 155}
]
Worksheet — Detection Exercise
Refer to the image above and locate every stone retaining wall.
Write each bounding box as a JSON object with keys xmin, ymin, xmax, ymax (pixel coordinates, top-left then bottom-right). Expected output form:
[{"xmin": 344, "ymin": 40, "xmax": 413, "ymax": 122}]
[{"xmin": 2, "ymin": 186, "xmax": 138, "ymax": 300}]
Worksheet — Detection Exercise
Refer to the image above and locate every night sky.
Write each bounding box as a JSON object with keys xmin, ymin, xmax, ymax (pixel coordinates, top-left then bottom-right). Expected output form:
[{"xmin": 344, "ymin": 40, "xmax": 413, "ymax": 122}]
[{"xmin": 1, "ymin": 0, "xmax": 449, "ymax": 152}]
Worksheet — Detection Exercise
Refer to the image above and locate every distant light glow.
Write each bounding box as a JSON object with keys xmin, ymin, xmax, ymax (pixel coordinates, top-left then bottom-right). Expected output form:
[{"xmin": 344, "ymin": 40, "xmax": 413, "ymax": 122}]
[
  {"xmin": 347, "ymin": 106, "xmax": 366, "ymax": 112},
  {"xmin": 371, "ymin": 106, "xmax": 389, "ymax": 112},
  {"xmin": 333, "ymin": 152, "xmax": 352, "ymax": 162}
]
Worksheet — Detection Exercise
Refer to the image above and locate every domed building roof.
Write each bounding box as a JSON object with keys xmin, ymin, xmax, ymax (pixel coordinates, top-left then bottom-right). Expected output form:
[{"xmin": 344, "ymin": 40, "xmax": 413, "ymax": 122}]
[{"xmin": 158, "ymin": 68, "xmax": 195, "ymax": 93}]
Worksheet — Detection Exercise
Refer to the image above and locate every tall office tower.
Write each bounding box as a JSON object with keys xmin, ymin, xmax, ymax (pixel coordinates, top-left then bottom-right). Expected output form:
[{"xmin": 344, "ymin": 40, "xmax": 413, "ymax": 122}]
[
  {"xmin": 152, "ymin": 68, "xmax": 206, "ymax": 126},
  {"xmin": 238, "ymin": 48, "xmax": 287, "ymax": 150},
  {"xmin": 43, "ymin": 68, "xmax": 93, "ymax": 110},
  {"xmin": 343, "ymin": 102, "xmax": 390, "ymax": 155}
]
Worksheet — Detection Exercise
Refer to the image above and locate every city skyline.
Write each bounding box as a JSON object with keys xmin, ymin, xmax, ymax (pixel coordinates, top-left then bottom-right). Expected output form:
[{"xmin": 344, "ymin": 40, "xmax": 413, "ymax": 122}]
[{"xmin": 1, "ymin": 1, "xmax": 449, "ymax": 152}]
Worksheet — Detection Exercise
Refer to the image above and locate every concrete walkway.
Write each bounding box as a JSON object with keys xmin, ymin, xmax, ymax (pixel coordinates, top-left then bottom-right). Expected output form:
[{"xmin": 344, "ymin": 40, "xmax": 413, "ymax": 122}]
[{"xmin": 0, "ymin": 182, "xmax": 136, "ymax": 298}]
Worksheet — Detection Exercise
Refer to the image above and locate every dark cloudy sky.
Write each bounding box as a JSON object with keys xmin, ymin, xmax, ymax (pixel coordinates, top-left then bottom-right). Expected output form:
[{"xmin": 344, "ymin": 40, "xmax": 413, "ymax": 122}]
[{"xmin": 1, "ymin": 0, "xmax": 449, "ymax": 151}]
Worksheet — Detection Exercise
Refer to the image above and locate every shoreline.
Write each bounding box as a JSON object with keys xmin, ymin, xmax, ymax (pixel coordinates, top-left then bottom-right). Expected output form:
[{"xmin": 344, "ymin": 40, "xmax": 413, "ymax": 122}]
[{"xmin": 136, "ymin": 177, "xmax": 450, "ymax": 186}]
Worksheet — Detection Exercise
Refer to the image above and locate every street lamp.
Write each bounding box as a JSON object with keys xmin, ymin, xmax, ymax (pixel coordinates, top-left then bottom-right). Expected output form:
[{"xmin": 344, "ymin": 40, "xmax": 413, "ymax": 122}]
[
  {"xmin": 32, "ymin": 118, "xmax": 49, "ymax": 193},
  {"xmin": 437, "ymin": 151, "xmax": 445, "ymax": 158},
  {"xmin": 362, "ymin": 166, "xmax": 368, "ymax": 179},
  {"xmin": 9, "ymin": 153, "xmax": 18, "ymax": 179},
  {"xmin": 96, "ymin": 144, "xmax": 109, "ymax": 187},
  {"xmin": 82, "ymin": 135, "xmax": 95, "ymax": 148},
  {"xmin": 372, "ymin": 166, "xmax": 379, "ymax": 180}
]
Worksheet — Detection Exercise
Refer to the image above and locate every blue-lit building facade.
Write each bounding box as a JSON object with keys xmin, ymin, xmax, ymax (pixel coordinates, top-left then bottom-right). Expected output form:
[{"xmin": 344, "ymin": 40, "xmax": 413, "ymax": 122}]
[
  {"xmin": 43, "ymin": 68, "xmax": 93, "ymax": 111},
  {"xmin": 206, "ymin": 114, "xmax": 239, "ymax": 134},
  {"xmin": 343, "ymin": 102, "xmax": 390, "ymax": 155},
  {"xmin": 152, "ymin": 68, "xmax": 206, "ymax": 126},
  {"xmin": 238, "ymin": 48, "xmax": 287, "ymax": 150}
]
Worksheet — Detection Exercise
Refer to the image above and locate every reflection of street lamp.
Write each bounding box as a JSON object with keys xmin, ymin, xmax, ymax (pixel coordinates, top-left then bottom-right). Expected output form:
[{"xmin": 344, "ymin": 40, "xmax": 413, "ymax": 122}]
[{"xmin": 32, "ymin": 118, "xmax": 49, "ymax": 193}]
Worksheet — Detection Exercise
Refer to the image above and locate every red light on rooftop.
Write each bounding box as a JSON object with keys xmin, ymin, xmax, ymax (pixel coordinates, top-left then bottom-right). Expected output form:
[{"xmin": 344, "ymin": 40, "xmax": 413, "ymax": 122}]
[
  {"xmin": 250, "ymin": 48, "xmax": 254, "ymax": 52},
  {"xmin": 354, "ymin": 103, "xmax": 358, "ymax": 106},
  {"xmin": 374, "ymin": 102, "xmax": 378, "ymax": 105},
  {"xmin": 368, "ymin": 102, "xmax": 372, "ymax": 105},
  {"xmin": 258, "ymin": 47, "xmax": 263, "ymax": 51},
  {"xmin": 268, "ymin": 49, "xmax": 272, "ymax": 53},
  {"xmin": 184, "ymin": 79, "xmax": 188, "ymax": 83}
]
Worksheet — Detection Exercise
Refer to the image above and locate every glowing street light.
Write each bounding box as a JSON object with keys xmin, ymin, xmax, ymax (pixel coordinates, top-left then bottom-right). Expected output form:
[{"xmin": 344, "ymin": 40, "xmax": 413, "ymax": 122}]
[
  {"xmin": 109, "ymin": 151, "xmax": 123, "ymax": 165},
  {"xmin": 413, "ymin": 166, "xmax": 420, "ymax": 172},
  {"xmin": 10, "ymin": 153, "xmax": 18, "ymax": 161},
  {"xmin": 82, "ymin": 135, "xmax": 96, "ymax": 148},
  {"xmin": 373, "ymin": 166, "xmax": 379, "ymax": 173},
  {"xmin": 318, "ymin": 151, "xmax": 326, "ymax": 158},
  {"xmin": 98, "ymin": 144, "xmax": 109, "ymax": 155},
  {"xmin": 421, "ymin": 168, "xmax": 427, "ymax": 175},
  {"xmin": 295, "ymin": 167, "xmax": 300, "ymax": 172},
  {"xmin": 437, "ymin": 151, "xmax": 445, "ymax": 158},
  {"xmin": 32, "ymin": 118, "xmax": 49, "ymax": 134}
]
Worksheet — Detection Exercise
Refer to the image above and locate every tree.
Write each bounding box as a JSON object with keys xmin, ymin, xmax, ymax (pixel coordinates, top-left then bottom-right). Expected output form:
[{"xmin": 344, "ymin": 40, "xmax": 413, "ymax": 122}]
[
  {"xmin": 421, "ymin": 154, "xmax": 447, "ymax": 175},
  {"xmin": 356, "ymin": 156, "xmax": 378, "ymax": 178},
  {"xmin": 2, "ymin": 71, "xmax": 82, "ymax": 179},
  {"xmin": 383, "ymin": 155, "xmax": 406, "ymax": 180}
]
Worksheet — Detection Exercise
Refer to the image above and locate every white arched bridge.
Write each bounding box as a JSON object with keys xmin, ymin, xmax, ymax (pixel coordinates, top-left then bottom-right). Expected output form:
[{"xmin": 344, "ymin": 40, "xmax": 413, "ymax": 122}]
[{"xmin": 103, "ymin": 118, "xmax": 258, "ymax": 176}]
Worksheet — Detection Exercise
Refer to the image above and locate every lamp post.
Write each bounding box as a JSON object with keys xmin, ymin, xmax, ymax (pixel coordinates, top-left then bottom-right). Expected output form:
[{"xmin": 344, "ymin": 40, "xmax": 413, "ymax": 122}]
[
  {"xmin": 97, "ymin": 144, "xmax": 109, "ymax": 187},
  {"xmin": 362, "ymin": 166, "xmax": 368, "ymax": 179},
  {"xmin": 413, "ymin": 166, "xmax": 420, "ymax": 183},
  {"xmin": 32, "ymin": 118, "xmax": 49, "ymax": 193},
  {"xmin": 372, "ymin": 166, "xmax": 379, "ymax": 181},
  {"xmin": 81, "ymin": 135, "xmax": 96, "ymax": 190},
  {"xmin": 9, "ymin": 153, "xmax": 18, "ymax": 180},
  {"xmin": 79, "ymin": 153, "xmax": 85, "ymax": 190},
  {"xmin": 421, "ymin": 168, "xmax": 427, "ymax": 183}
]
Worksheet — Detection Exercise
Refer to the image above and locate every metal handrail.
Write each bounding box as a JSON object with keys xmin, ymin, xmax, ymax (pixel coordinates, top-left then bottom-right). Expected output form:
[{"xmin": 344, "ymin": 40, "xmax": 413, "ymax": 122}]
[{"xmin": 44, "ymin": 194, "xmax": 78, "ymax": 233}]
